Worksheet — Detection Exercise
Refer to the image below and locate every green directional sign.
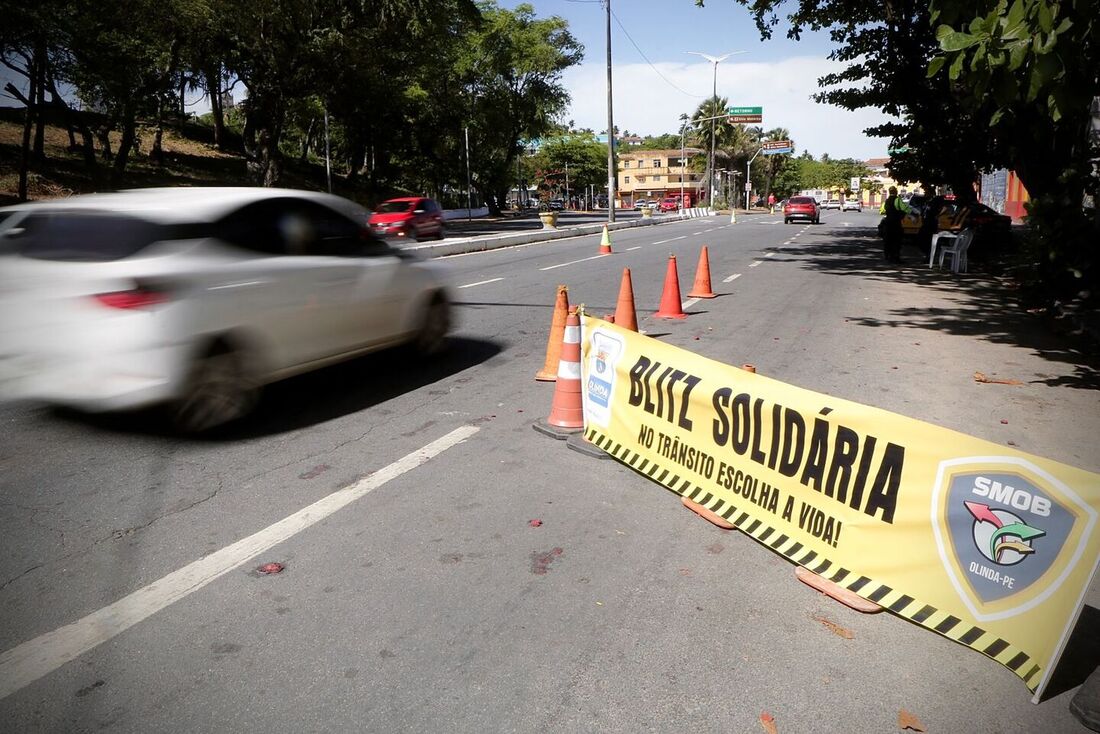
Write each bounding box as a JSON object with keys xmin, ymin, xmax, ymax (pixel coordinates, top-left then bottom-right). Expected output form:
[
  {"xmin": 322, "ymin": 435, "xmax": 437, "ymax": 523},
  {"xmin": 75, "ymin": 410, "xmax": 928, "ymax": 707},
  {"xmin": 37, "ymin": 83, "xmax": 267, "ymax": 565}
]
[{"xmin": 726, "ymin": 105, "xmax": 762, "ymax": 124}]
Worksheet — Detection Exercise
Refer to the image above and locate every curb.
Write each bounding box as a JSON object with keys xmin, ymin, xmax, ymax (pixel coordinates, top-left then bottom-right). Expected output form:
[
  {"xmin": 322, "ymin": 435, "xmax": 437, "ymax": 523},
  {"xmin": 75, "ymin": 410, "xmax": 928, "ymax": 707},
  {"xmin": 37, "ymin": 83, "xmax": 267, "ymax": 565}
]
[{"xmin": 400, "ymin": 211, "xmax": 725, "ymax": 259}]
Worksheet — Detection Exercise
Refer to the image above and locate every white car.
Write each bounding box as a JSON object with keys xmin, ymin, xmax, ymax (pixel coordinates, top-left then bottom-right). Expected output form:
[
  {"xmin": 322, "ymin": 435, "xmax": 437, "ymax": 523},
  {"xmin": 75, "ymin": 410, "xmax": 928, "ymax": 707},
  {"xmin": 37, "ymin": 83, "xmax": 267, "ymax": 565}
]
[
  {"xmin": 0, "ymin": 187, "xmax": 452, "ymax": 432},
  {"xmin": 821, "ymin": 199, "xmax": 842, "ymax": 210},
  {"xmin": 841, "ymin": 199, "xmax": 862, "ymax": 212}
]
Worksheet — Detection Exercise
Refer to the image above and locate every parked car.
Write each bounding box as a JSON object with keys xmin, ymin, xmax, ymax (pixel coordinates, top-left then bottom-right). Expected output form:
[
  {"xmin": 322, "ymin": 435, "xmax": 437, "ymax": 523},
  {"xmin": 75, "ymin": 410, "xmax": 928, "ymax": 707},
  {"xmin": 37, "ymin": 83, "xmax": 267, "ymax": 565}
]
[
  {"xmin": 659, "ymin": 197, "xmax": 679, "ymax": 212},
  {"xmin": 369, "ymin": 197, "xmax": 445, "ymax": 241},
  {"xmin": 549, "ymin": 199, "xmax": 565, "ymax": 211},
  {"xmin": 634, "ymin": 199, "xmax": 649, "ymax": 210},
  {"xmin": 822, "ymin": 199, "xmax": 842, "ymax": 210},
  {"xmin": 841, "ymin": 199, "xmax": 862, "ymax": 212},
  {"xmin": 784, "ymin": 196, "xmax": 820, "ymax": 224},
  {"xmin": 0, "ymin": 188, "xmax": 452, "ymax": 432}
]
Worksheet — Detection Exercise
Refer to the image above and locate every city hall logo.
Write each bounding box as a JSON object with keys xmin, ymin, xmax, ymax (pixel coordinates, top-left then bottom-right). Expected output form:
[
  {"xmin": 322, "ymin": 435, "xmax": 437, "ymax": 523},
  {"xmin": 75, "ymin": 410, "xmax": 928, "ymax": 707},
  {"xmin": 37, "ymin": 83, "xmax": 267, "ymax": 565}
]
[
  {"xmin": 932, "ymin": 457, "xmax": 1096, "ymax": 622},
  {"xmin": 583, "ymin": 329, "xmax": 623, "ymax": 427}
]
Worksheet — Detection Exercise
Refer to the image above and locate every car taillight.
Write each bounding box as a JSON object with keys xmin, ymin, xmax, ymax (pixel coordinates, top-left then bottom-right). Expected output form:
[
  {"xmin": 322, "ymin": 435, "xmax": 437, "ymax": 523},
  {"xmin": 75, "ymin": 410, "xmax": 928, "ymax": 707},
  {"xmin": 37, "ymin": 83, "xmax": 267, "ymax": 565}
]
[{"xmin": 93, "ymin": 287, "xmax": 168, "ymax": 309}]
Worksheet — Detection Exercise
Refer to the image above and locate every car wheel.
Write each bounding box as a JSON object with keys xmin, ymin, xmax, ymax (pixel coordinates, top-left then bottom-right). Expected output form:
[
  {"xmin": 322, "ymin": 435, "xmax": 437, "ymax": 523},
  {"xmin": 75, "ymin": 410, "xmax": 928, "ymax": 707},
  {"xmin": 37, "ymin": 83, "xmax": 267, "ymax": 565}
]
[
  {"xmin": 406, "ymin": 223, "xmax": 419, "ymax": 241},
  {"xmin": 413, "ymin": 293, "xmax": 451, "ymax": 356},
  {"xmin": 784, "ymin": 218, "xmax": 790, "ymax": 224},
  {"xmin": 435, "ymin": 221, "xmax": 445, "ymax": 241},
  {"xmin": 173, "ymin": 343, "xmax": 257, "ymax": 433}
]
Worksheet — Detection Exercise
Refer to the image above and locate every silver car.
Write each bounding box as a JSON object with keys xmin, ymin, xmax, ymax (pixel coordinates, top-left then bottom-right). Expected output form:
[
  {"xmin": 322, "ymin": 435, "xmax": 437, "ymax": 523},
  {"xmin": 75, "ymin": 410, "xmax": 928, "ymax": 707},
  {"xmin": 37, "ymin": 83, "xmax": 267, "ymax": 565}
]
[{"xmin": 0, "ymin": 188, "xmax": 452, "ymax": 431}]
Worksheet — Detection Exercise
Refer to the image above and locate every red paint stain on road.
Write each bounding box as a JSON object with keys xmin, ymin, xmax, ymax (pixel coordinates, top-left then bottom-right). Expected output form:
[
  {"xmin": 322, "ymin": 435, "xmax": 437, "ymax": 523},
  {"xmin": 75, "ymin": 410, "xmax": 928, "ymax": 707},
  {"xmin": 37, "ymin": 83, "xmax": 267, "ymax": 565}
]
[{"xmin": 531, "ymin": 547, "xmax": 564, "ymax": 575}]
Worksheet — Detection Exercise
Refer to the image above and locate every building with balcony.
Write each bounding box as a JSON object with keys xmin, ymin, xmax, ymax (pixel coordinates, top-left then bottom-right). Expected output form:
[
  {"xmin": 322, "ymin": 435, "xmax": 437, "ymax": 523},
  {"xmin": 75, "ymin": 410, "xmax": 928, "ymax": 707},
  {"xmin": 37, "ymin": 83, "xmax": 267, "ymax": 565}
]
[{"xmin": 617, "ymin": 148, "xmax": 704, "ymax": 206}]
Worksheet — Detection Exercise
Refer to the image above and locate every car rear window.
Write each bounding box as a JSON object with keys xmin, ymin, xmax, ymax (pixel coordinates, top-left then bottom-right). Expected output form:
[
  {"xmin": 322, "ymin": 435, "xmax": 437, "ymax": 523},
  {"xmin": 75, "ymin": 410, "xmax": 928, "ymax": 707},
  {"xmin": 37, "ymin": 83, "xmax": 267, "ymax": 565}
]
[
  {"xmin": 376, "ymin": 201, "xmax": 414, "ymax": 214},
  {"xmin": 790, "ymin": 197, "xmax": 813, "ymax": 204},
  {"xmin": 12, "ymin": 211, "xmax": 187, "ymax": 262}
]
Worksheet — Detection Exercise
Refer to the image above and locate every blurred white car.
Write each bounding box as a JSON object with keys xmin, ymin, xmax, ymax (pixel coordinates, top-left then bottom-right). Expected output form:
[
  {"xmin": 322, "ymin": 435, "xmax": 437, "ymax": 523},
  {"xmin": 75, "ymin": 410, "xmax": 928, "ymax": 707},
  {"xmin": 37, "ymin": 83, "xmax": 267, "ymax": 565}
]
[
  {"xmin": 841, "ymin": 199, "xmax": 862, "ymax": 212},
  {"xmin": 0, "ymin": 188, "xmax": 452, "ymax": 431}
]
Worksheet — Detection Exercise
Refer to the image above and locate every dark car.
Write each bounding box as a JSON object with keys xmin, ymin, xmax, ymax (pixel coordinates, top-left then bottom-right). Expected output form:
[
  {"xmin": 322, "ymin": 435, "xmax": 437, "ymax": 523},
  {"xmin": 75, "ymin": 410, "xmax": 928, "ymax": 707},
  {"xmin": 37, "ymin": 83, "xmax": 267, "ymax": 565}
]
[
  {"xmin": 369, "ymin": 197, "xmax": 445, "ymax": 241},
  {"xmin": 784, "ymin": 195, "xmax": 820, "ymax": 224}
]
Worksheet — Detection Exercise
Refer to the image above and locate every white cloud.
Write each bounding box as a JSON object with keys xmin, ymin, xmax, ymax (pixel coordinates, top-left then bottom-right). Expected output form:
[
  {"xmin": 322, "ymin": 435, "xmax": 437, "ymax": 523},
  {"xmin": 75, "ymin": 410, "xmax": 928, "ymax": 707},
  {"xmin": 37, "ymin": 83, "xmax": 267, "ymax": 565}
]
[{"xmin": 560, "ymin": 56, "xmax": 896, "ymax": 161}]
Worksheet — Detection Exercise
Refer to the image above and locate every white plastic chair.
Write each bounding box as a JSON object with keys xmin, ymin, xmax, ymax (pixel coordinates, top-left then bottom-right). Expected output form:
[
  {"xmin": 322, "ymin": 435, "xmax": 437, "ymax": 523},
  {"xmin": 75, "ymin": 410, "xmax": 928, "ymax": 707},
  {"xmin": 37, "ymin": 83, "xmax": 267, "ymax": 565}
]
[{"xmin": 937, "ymin": 229, "xmax": 974, "ymax": 272}]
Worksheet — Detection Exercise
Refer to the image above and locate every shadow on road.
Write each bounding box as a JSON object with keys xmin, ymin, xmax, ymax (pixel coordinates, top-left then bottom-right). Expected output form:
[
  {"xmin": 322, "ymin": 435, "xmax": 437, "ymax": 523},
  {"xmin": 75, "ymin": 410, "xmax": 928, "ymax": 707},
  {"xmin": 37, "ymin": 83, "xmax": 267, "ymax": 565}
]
[
  {"xmin": 1041, "ymin": 604, "xmax": 1100, "ymax": 702},
  {"xmin": 786, "ymin": 227, "xmax": 1100, "ymax": 390},
  {"xmin": 51, "ymin": 337, "xmax": 503, "ymax": 440}
]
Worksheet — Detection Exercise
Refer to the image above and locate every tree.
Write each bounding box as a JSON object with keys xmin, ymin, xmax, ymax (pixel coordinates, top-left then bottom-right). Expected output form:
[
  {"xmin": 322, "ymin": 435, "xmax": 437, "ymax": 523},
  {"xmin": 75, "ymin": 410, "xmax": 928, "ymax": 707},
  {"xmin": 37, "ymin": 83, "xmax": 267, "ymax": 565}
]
[
  {"xmin": 929, "ymin": 0, "xmax": 1099, "ymax": 298},
  {"xmin": 529, "ymin": 134, "xmax": 606, "ymax": 202}
]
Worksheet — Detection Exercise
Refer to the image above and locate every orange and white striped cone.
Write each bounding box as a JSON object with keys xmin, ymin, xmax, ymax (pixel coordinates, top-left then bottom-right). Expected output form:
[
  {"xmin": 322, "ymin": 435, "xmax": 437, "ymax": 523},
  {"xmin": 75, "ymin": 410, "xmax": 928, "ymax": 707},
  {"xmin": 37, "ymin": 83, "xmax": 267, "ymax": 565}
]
[
  {"xmin": 535, "ymin": 285, "xmax": 569, "ymax": 381},
  {"xmin": 533, "ymin": 308, "xmax": 585, "ymax": 439}
]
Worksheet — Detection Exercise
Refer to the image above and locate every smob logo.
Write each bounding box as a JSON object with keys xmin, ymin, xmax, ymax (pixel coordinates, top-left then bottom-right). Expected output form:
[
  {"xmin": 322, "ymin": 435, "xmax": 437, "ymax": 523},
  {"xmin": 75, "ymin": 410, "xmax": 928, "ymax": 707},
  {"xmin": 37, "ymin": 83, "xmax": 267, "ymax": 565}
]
[
  {"xmin": 932, "ymin": 457, "xmax": 1095, "ymax": 621},
  {"xmin": 584, "ymin": 329, "xmax": 623, "ymax": 428}
]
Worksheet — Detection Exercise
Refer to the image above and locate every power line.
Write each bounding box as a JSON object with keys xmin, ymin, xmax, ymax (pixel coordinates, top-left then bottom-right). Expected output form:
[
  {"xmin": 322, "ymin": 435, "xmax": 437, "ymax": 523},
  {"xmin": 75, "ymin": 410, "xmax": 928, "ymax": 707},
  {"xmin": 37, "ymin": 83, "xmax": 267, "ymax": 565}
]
[{"xmin": 608, "ymin": 9, "xmax": 707, "ymax": 99}]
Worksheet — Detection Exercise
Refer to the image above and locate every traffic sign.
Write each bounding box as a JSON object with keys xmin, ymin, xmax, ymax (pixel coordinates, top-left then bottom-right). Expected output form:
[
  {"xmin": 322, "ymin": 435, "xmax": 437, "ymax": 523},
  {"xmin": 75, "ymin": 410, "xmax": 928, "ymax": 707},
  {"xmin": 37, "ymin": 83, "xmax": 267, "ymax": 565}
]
[
  {"xmin": 727, "ymin": 105, "xmax": 762, "ymax": 124},
  {"xmin": 850, "ymin": 176, "xmax": 861, "ymax": 191},
  {"xmin": 761, "ymin": 140, "xmax": 792, "ymax": 155},
  {"xmin": 744, "ymin": 182, "xmax": 752, "ymax": 191}
]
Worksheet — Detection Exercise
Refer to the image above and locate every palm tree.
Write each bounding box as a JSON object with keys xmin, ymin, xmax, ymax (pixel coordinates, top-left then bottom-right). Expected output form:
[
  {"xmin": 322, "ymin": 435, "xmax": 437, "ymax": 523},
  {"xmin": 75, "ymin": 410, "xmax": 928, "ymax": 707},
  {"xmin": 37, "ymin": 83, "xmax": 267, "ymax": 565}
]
[{"xmin": 691, "ymin": 96, "xmax": 735, "ymax": 204}]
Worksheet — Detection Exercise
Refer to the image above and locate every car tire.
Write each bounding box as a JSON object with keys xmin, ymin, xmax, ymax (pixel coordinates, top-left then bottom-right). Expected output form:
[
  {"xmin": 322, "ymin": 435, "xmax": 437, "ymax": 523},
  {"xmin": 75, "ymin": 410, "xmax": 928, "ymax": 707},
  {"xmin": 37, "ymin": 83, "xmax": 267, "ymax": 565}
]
[
  {"xmin": 413, "ymin": 293, "xmax": 451, "ymax": 356},
  {"xmin": 784, "ymin": 218, "xmax": 790, "ymax": 224},
  {"xmin": 173, "ymin": 342, "xmax": 257, "ymax": 433},
  {"xmin": 435, "ymin": 220, "xmax": 445, "ymax": 240},
  {"xmin": 406, "ymin": 223, "xmax": 419, "ymax": 242}
]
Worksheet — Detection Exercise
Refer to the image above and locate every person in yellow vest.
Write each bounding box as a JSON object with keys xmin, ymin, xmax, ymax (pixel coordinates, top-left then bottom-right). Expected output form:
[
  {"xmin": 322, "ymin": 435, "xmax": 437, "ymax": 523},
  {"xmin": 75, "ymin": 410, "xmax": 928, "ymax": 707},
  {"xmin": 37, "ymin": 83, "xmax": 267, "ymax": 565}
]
[{"xmin": 879, "ymin": 186, "xmax": 912, "ymax": 263}]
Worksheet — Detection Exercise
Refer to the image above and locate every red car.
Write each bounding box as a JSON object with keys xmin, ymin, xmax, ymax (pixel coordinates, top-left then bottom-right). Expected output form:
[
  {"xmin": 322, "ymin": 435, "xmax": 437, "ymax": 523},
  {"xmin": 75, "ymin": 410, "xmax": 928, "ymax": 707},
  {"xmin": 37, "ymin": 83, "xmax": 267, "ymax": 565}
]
[
  {"xmin": 659, "ymin": 197, "xmax": 680, "ymax": 212},
  {"xmin": 784, "ymin": 196, "xmax": 820, "ymax": 224},
  {"xmin": 369, "ymin": 197, "xmax": 445, "ymax": 241}
]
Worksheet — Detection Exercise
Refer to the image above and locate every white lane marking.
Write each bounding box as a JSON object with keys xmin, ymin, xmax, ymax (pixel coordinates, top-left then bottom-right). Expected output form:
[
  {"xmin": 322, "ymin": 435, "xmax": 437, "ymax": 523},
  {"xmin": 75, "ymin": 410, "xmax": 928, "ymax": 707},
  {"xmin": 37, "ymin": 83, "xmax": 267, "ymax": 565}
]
[
  {"xmin": 626, "ymin": 246, "xmax": 642, "ymax": 251},
  {"xmin": 692, "ymin": 231, "xmax": 704, "ymax": 235},
  {"xmin": 703, "ymin": 228, "xmax": 715, "ymax": 233},
  {"xmin": 723, "ymin": 273, "xmax": 742, "ymax": 283},
  {"xmin": 0, "ymin": 426, "xmax": 480, "ymax": 701},
  {"xmin": 457, "ymin": 277, "xmax": 504, "ymax": 289},
  {"xmin": 539, "ymin": 253, "xmax": 611, "ymax": 271},
  {"xmin": 784, "ymin": 240, "xmax": 793, "ymax": 245},
  {"xmin": 765, "ymin": 252, "xmax": 775, "ymax": 257},
  {"xmin": 208, "ymin": 281, "xmax": 262, "ymax": 291},
  {"xmin": 652, "ymin": 236, "xmax": 687, "ymax": 245},
  {"xmin": 749, "ymin": 261, "xmax": 762, "ymax": 268},
  {"xmin": 682, "ymin": 297, "xmax": 701, "ymax": 310}
]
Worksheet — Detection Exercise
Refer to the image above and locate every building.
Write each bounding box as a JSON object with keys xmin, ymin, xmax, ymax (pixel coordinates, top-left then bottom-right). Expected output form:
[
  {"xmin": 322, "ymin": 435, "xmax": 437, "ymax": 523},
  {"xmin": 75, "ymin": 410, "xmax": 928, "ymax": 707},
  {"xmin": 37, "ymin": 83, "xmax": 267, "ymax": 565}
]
[
  {"xmin": 617, "ymin": 148, "xmax": 704, "ymax": 206},
  {"xmin": 863, "ymin": 157, "xmax": 921, "ymax": 207}
]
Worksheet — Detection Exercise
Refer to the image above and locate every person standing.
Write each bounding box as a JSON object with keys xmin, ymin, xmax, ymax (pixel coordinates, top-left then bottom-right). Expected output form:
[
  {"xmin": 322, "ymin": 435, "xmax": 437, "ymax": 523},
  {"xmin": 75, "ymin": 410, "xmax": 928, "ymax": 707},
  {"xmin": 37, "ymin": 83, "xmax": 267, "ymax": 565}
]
[{"xmin": 879, "ymin": 186, "xmax": 912, "ymax": 263}]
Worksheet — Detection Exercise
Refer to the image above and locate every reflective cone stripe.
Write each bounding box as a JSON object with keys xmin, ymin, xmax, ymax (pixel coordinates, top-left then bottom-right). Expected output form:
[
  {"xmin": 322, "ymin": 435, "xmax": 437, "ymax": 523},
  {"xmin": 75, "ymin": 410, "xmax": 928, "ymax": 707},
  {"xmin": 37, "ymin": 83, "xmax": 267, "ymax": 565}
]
[
  {"xmin": 599, "ymin": 224, "xmax": 613, "ymax": 254},
  {"xmin": 535, "ymin": 285, "xmax": 569, "ymax": 381},
  {"xmin": 654, "ymin": 255, "xmax": 688, "ymax": 319},
  {"xmin": 687, "ymin": 245, "xmax": 716, "ymax": 298},
  {"xmin": 546, "ymin": 309, "xmax": 584, "ymax": 429},
  {"xmin": 614, "ymin": 268, "xmax": 638, "ymax": 332}
]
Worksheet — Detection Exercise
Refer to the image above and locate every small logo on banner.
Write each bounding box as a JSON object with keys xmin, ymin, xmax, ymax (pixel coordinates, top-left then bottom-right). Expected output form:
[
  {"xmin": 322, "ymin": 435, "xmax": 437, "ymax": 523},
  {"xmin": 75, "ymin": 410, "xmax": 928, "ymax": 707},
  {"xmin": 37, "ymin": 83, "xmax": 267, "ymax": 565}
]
[
  {"xmin": 932, "ymin": 457, "xmax": 1096, "ymax": 621},
  {"xmin": 584, "ymin": 329, "xmax": 623, "ymax": 427}
]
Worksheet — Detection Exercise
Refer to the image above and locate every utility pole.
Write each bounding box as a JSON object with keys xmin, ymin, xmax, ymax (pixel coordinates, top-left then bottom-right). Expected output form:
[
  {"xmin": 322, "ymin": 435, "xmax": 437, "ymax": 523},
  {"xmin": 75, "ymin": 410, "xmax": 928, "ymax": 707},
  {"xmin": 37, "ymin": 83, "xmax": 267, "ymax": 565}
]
[
  {"xmin": 679, "ymin": 113, "xmax": 687, "ymax": 209},
  {"xmin": 465, "ymin": 126, "xmax": 472, "ymax": 222},
  {"xmin": 605, "ymin": 0, "xmax": 616, "ymax": 223},
  {"xmin": 323, "ymin": 106, "xmax": 332, "ymax": 194},
  {"xmin": 686, "ymin": 51, "xmax": 744, "ymax": 209}
]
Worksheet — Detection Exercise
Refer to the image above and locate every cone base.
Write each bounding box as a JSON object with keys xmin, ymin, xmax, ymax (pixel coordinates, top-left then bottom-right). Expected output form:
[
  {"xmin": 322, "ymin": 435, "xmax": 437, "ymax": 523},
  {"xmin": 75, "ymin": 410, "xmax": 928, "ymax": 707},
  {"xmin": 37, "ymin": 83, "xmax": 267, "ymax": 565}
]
[
  {"xmin": 686, "ymin": 291, "xmax": 717, "ymax": 299},
  {"xmin": 566, "ymin": 433, "xmax": 611, "ymax": 459},
  {"xmin": 533, "ymin": 419, "xmax": 583, "ymax": 439},
  {"xmin": 654, "ymin": 311, "xmax": 688, "ymax": 320},
  {"xmin": 534, "ymin": 371, "xmax": 557, "ymax": 382},
  {"xmin": 599, "ymin": 247, "xmax": 613, "ymax": 254}
]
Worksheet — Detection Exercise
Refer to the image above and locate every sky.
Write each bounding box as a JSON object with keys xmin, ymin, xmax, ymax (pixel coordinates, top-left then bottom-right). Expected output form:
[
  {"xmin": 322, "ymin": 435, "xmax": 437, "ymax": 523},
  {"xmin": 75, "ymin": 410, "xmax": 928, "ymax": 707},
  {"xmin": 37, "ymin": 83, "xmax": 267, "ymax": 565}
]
[{"xmin": 504, "ymin": 0, "xmax": 895, "ymax": 161}]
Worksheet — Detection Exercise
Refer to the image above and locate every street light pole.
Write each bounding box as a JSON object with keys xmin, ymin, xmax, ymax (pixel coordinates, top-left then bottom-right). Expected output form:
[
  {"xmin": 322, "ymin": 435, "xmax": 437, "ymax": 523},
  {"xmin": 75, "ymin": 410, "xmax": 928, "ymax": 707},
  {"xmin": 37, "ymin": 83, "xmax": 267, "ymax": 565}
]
[
  {"xmin": 679, "ymin": 113, "xmax": 687, "ymax": 210},
  {"xmin": 605, "ymin": 0, "xmax": 616, "ymax": 223},
  {"xmin": 465, "ymin": 126, "xmax": 472, "ymax": 222},
  {"xmin": 686, "ymin": 50, "xmax": 745, "ymax": 210}
]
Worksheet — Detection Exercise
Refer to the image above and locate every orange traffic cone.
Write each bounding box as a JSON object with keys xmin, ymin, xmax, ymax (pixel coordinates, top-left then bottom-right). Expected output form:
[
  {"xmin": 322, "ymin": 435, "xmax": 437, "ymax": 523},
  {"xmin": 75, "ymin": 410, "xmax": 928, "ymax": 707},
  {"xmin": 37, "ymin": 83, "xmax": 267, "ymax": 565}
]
[
  {"xmin": 533, "ymin": 308, "xmax": 585, "ymax": 438},
  {"xmin": 687, "ymin": 246, "xmax": 717, "ymax": 298},
  {"xmin": 614, "ymin": 268, "xmax": 638, "ymax": 332},
  {"xmin": 654, "ymin": 255, "xmax": 688, "ymax": 319},
  {"xmin": 535, "ymin": 285, "xmax": 569, "ymax": 381},
  {"xmin": 599, "ymin": 225, "xmax": 613, "ymax": 254}
]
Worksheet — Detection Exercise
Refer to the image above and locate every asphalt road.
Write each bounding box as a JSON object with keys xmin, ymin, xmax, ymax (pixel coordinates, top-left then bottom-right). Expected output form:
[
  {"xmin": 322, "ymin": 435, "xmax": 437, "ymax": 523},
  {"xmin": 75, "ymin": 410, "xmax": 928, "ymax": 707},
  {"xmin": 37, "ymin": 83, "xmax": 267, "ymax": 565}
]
[{"xmin": 2, "ymin": 209, "xmax": 1099, "ymax": 732}]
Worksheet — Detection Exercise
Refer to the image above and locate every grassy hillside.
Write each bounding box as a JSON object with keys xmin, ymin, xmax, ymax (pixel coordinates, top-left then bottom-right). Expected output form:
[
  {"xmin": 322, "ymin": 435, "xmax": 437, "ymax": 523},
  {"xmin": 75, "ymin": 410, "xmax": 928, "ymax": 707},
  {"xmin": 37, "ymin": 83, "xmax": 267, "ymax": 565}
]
[{"xmin": 0, "ymin": 108, "xmax": 355, "ymax": 206}]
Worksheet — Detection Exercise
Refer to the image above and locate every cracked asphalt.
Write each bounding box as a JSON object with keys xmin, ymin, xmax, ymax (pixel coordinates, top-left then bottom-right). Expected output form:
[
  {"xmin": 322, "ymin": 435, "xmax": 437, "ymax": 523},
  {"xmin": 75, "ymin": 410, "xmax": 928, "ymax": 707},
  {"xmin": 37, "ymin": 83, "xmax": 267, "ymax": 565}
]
[{"xmin": 2, "ymin": 211, "xmax": 1099, "ymax": 732}]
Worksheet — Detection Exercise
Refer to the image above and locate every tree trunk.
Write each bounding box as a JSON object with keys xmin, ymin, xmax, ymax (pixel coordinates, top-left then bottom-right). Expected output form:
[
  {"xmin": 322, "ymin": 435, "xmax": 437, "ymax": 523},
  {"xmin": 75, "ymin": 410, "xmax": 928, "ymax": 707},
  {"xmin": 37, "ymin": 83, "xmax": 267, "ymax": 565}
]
[
  {"xmin": 110, "ymin": 103, "xmax": 138, "ymax": 189},
  {"xmin": 32, "ymin": 39, "xmax": 47, "ymax": 162},
  {"xmin": 17, "ymin": 50, "xmax": 40, "ymax": 201},
  {"xmin": 299, "ymin": 117, "xmax": 315, "ymax": 164},
  {"xmin": 151, "ymin": 39, "xmax": 181, "ymax": 167},
  {"xmin": 243, "ymin": 94, "xmax": 285, "ymax": 187},
  {"xmin": 204, "ymin": 65, "xmax": 227, "ymax": 150}
]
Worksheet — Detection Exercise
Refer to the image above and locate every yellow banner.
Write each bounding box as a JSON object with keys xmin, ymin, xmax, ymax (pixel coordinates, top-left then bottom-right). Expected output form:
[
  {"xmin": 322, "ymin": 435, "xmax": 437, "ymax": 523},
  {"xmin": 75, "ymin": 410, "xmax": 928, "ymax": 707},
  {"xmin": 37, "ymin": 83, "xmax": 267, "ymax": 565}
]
[{"xmin": 580, "ymin": 314, "xmax": 1100, "ymax": 698}]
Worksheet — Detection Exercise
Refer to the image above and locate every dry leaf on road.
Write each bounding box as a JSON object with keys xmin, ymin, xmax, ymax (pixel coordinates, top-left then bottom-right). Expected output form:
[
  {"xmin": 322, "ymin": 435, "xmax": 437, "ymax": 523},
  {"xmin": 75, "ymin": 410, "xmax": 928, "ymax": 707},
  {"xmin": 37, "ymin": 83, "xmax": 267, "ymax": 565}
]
[
  {"xmin": 812, "ymin": 614, "xmax": 855, "ymax": 639},
  {"xmin": 974, "ymin": 371, "xmax": 1023, "ymax": 386},
  {"xmin": 898, "ymin": 708, "xmax": 926, "ymax": 732},
  {"xmin": 759, "ymin": 711, "xmax": 778, "ymax": 734}
]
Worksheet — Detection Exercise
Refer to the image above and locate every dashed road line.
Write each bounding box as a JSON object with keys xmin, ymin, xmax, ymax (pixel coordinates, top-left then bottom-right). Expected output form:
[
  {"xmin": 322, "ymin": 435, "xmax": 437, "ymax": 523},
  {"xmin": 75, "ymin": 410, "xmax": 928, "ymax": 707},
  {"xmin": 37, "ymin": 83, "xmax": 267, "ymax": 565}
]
[
  {"xmin": 652, "ymin": 236, "xmax": 687, "ymax": 245},
  {"xmin": 692, "ymin": 231, "xmax": 705, "ymax": 235},
  {"xmin": 539, "ymin": 253, "xmax": 611, "ymax": 271},
  {"xmin": 457, "ymin": 277, "xmax": 504, "ymax": 289},
  {"xmin": 765, "ymin": 252, "xmax": 775, "ymax": 257},
  {"xmin": 682, "ymin": 297, "xmax": 701, "ymax": 310},
  {"xmin": 749, "ymin": 261, "xmax": 762, "ymax": 268},
  {"xmin": 626, "ymin": 246, "xmax": 642, "ymax": 251},
  {"xmin": 0, "ymin": 426, "xmax": 480, "ymax": 701},
  {"xmin": 723, "ymin": 273, "xmax": 742, "ymax": 283}
]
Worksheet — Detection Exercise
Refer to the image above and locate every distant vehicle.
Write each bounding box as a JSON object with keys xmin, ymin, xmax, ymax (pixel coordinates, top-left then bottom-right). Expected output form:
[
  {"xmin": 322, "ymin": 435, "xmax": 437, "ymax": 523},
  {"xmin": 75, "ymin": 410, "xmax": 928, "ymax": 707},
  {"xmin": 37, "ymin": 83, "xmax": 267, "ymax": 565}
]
[
  {"xmin": 841, "ymin": 199, "xmax": 862, "ymax": 212},
  {"xmin": 369, "ymin": 197, "xmax": 445, "ymax": 241},
  {"xmin": 634, "ymin": 199, "xmax": 649, "ymax": 210},
  {"xmin": 549, "ymin": 199, "xmax": 564, "ymax": 211},
  {"xmin": 822, "ymin": 199, "xmax": 842, "ymax": 210},
  {"xmin": 659, "ymin": 197, "xmax": 679, "ymax": 212},
  {"xmin": 0, "ymin": 188, "xmax": 452, "ymax": 432},
  {"xmin": 784, "ymin": 195, "xmax": 820, "ymax": 224}
]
